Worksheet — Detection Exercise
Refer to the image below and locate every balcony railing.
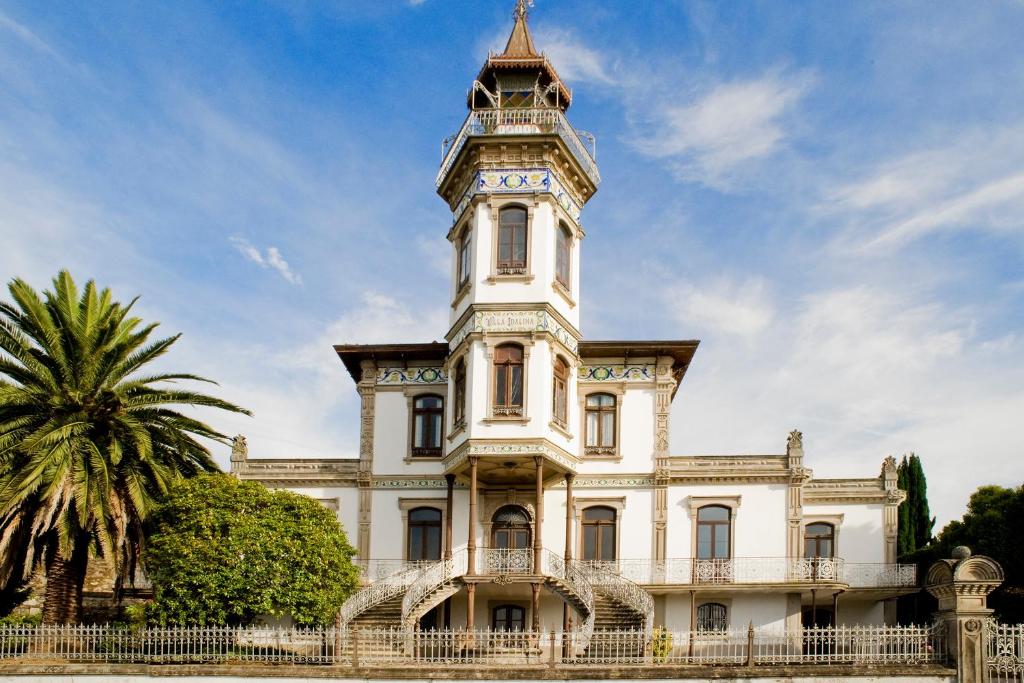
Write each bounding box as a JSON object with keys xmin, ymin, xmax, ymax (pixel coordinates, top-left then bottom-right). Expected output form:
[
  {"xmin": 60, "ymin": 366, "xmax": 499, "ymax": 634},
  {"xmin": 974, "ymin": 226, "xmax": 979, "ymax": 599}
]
[
  {"xmin": 480, "ymin": 548, "xmax": 534, "ymax": 575},
  {"xmin": 355, "ymin": 559, "xmax": 434, "ymax": 583},
  {"xmin": 437, "ymin": 107, "xmax": 600, "ymax": 189},
  {"xmin": 580, "ymin": 558, "xmax": 916, "ymax": 588}
]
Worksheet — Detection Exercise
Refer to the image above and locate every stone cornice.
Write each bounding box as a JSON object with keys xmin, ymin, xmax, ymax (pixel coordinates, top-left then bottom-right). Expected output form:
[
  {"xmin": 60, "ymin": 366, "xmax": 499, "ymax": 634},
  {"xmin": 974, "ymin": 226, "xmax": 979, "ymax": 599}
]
[
  {"xmin": 446, "ymin": 302, "xmax": 582, "ymax": 355},
  {"xmin": 235, "ymin": 458, "xmax": 359, "ymax": 486},
  {"xmin": 444, "ymin": 437, "xmax": 580, "ymax": 473},
  {"xmin": 666, "ymin": 455, "xmax": 793, "ymax": 484},
  {"xmin": 804, "ymin": 478, "xmax": 894, "ymax": 505}
]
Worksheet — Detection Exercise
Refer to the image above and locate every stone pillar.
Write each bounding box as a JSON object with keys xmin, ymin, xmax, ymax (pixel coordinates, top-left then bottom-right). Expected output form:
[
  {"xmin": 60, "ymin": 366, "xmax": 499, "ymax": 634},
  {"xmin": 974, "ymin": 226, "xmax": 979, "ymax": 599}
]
[
  {"xmin": 652, "ymin": 357, "xmax": 675, "ymax": 562},
  {"xmin": 466, "ymin": 583, "xmax": 476, "ymax": 631},
  {"xmin": 534, "ymin": 456, "xmax": 544, "ymax": 574},
  {"xmin": 229, "ymin": 434, "xmax": 248, "ymax": 476},
  {"xmin": 531, "ymin": 582, "xmax": 541, "ymax": 631},
  {"xmin": 563, "ymin": 473, "xmax": 574, "ymax": 631},
  {"xmin": 881, "ymin": 455, "xmax": 905, "ymax": 624},
  {"xmin": 925, "ymin": 547, "xmax": 1004, "ymax": 683},
  {"xmin": 356, "ymin": 360, "xmax": 377, "ymax": 560},
  {"xmin": 445, "ymin": 474, "xmax": 455, "ymax": 561},
  {"xmin": 785, "ymin": 430, "xmax": 809, "ymax": 562},
  {"xmin": 467, "ymin": 457, "xmax": 478, "ymax": 576}
]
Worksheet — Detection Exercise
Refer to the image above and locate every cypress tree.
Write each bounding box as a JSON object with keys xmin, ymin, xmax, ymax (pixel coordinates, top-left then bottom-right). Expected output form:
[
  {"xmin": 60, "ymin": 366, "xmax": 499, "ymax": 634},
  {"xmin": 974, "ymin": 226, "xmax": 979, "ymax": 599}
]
[
  {"xmin": 896, "ymin": 456, "xmax": 914, "ymax": 557},
  {"xmin": 908, "ymin": 454, "xmax": 935, "ymax": 548}
]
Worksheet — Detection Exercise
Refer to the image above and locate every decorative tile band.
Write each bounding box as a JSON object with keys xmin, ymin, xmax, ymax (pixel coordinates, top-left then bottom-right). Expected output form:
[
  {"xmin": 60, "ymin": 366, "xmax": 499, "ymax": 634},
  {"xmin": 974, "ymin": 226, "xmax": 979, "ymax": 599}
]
[
  {"xmin": 376, "ymin": 367, "xmax": 448, "ymax": 385},
  {"xmin": 578, "ymin": 365, "xmax": 656, "ymax": 382},
  {"xmin": 449, "ymin": 309, "xmax": 580, "ymax": 354},
  {"xmin": 452, "ymin": 168, "xmax": 583, "ymax": 224}
]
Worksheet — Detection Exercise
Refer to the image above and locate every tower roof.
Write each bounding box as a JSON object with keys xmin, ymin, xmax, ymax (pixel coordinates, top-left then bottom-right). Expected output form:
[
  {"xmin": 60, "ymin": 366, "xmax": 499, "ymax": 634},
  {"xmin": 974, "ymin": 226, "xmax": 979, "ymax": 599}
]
[{"xmin": 471, "ymin": 0, "xmax": 572, "ymax": 110}]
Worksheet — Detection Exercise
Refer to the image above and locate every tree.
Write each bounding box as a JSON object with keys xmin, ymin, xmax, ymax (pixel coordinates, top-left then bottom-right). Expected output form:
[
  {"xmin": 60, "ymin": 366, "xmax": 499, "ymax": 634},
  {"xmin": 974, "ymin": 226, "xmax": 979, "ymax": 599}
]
[
  {"xmin": 896, "ymin": 453, "xmax": 935, "ymax": 558},
  {"xmin": 144, "ymin": 474, "xmax": 359, "ymax": 626},
  {"xmin": 0, "ymin": 271, "xmax": 249, "ymax": 623}
]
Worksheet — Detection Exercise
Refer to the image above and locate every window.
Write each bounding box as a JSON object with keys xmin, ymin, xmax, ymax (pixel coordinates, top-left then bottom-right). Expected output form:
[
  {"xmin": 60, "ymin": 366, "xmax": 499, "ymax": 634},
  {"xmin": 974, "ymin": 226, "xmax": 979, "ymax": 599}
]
[
  {"xmin": 491, "ymin": 505, "xmax": 531, "ymax": 549},
  {"xmin": 457, "ymin": 230, "xmax": 472, "ymax": 288},
  {"xmin": 555, "ymin": 223, "xmax": 571, "ymax": 289},
  {"xmin": 412, "ymin": 394, "xmax": 444, "ymax": 456},
  {"xmin": 493, "ymin": 344, "xmax": 524, "ymax": 416},
  {"xmin": 696, "ymin": 603, "xmax": 728, "ymax": 632},
  {"xmin": 696, "ymin": 506, "xmax": 731, "ymax": 560},
  {"xmin": 552, "ymin": 356, "xmax": 568, "ymax": 426},
  {"xmin": 407, "ymin": 507, "xmax": 442, "ymax": 561},
  {"xmin": 584, "ymin": 393, "xmax": 616, "ymax": 455},
  {"xmin": 453, "ymin": 358, "xmax": 467, "ymax": 428},
  {"xmin": 804, "ymin": 523, "xmax": 835, "ymax": 558},
  {"xmin": 581, "ymin": 506, "xmax": 616, "ymax": 562},
  {"xmin": 492, "ymin": 604, "xmax": 527, "ymax": 631},
  {"xmin": 497, "ymin": 207, "xmax": 528, "ymax": 274}
]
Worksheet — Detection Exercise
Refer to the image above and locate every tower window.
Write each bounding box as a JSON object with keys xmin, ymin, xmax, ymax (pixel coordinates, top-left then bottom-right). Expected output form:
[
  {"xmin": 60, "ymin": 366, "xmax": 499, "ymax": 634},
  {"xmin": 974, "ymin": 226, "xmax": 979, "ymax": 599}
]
[
  {"xmin": 497, "ymin": 207, "xmax": 528, "ymax": 274},
  {"xmin": 493, "ymin": 344, "xmax": 524, "ymax": 416},
  {"xmin": 552, "ymin": 356, "xmax": 568, "ymax": 426},
  {"xmin": 457, "ymin": 229, "xmax": 472, "ymax": 289},
  {"xmin": 584, "ymin": 393, "xmax": 616, "ymax": 455},
  {"xmin": 453, "ymin": 358, "xmax": 467, "ymax": 428},
  {"xmin": 412, "ymin": 394, "xmax": 444, "ymax": 456},
  {"xmin": 555, "ymin": 223, "xmax": 571, "ymax": 289}
]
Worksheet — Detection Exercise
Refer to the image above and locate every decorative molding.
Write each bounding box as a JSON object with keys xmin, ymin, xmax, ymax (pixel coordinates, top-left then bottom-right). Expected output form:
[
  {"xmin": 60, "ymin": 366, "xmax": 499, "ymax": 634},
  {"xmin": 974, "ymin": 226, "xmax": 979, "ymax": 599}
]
[
  {"xmin": 685, "ymin": 495, "xmax": 742, "ymax": 519},
  {"xmin": 448, "ymin": 307, "xmax": 580, "ymax": 354},
  {"xmin": 804, "ymin": 478, "xmax": 893, "ymax": 505},
  {"xmin": 451, "ymin": 168, "xmax": 584, "ymax": 225},
  {"xmin": 553, "ymin": 475, "xmax": 655, "ymax": 489},
  {"xmin": 374, "ymin": 477, "xmax": 460, "ymax": 490},
  {"xmin": 578, "ymin": 364, "xmax": 655, "ymax": 382},
  {"xmin": 444, "ymin": 438, "xmax": 579, "ymax": 473},
  {"xmin": 667, "ymin": 455, "xmax": 792, "ymax": 484},
  {"xmin": 377, "ymin": 367, "xmax": 448, "ymax": 385}
]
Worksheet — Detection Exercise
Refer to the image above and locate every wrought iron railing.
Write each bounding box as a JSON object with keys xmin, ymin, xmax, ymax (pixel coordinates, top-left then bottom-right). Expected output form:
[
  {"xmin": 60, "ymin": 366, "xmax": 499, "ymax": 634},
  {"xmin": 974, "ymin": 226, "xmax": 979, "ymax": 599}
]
[
  {"xmin": 355, "ymin": 559, "xmax": 433, "ymax": 583},
  {"xmin": 340, "ymin": 561, "xmax": 427, "ymax": 625},
  {"xmin": 437, "ymin": 107, "xmax": 600, "ymax": 188},
  {"xmin": 575, "ymin": 561, "xmax": 655, "ymax": 639},
  {"xmin": 584, "ymin": 558, "xmax": 915, "ymax": 587},
  {"xmin": 401, "ymin": 549, "xmax": 468, "ymax": 627},
  {"xmin": 480, "ymin": 548, "xmax": 534, "ymax": 575},
  {"xmin": 541, "ymin": 550, "xmax": 596, "ymax": 653},
  {"xmin": 0, "ymin": 624, "xmax": 946, "ymax": 667},
  {"xmin": 987, "ymin": 620, "xmax": 1024, "ymax": 681}
]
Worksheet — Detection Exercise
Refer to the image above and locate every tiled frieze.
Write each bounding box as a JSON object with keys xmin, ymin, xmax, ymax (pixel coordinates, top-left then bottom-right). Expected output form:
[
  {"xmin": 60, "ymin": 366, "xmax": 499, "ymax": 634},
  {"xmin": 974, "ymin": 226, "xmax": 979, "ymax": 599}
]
[
  {"xmin": 376, "ymin": 367, "xmax": 447, "ymax": 385},
  {"xmin": 449, "ymin": 308, "xmax": 579, "ymax": 353},
  {"xmin": 451, "ymin": 168, "xmax": 583, "ymax": 224},
  {"xmin": 577, "ymin": 364, "xmax": 656, "ymax": 382}
]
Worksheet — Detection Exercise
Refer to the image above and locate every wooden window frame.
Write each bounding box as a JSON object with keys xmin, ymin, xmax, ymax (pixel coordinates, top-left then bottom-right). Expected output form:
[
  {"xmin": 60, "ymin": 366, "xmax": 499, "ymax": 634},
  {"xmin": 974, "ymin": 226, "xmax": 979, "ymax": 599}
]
[
  {"xmin": 410, "ymin": 393, "xmax": 445, "ymax": 458},
  {"xmin": 686, "ymin": 496, "xmax": 741, "ymax": 561},
  {"xmin": 406, "ymin": 506, "xmax": 443, "ymax": 561},
  {"xmin": 491, "ymin": 342, "xmax": 526, "ymax": 419},
  {"xmin": 487, "ymin": 199, "xmax": 536, "ymax": 283},
  {"xmin": 496, "ymin": 206, "xmax": 529, "ymax": 275},
  {"xmin": 552, "ymin": 355, "xmax": 569, "ymax": 429},
  {"xmin": 555, "ymin": 221, "xmax": 572, "ymax": 290},
  {"xmin": 583, "ymin": 391, "xmax": 618, "ymax": 457},
  {"xmin": 398, "ymin": 499, "xmax": 446, "ymax": 562},
  {"xmin": 574, "ymin": 498, "xmax": 625, "ymax": 561},
  {"xmin": 804, "ymin": 522, "xmax": 836, "ymax": 559},
  {"xmin": 452, "ymin": 356, "xmax": 467, "ymax": 434},
  {"xmin": 696, "ymin": 505, "xmax": 732, "ymax": 560},
  {"xmin": 580, "ymin": 505, "xmax": 618, "ymax": 562}
]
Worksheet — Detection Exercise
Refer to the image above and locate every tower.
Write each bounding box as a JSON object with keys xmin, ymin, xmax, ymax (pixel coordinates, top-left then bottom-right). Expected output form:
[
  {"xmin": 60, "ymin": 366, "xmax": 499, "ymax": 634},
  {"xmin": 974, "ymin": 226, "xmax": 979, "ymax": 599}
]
[{"xmin": 437, "ymin": 0, "xmax": 600, "ymax": 483}]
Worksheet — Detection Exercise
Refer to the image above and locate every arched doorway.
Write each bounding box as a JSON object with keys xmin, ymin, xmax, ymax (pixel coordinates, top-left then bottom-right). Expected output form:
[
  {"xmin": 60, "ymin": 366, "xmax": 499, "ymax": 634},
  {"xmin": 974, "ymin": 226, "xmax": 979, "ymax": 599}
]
[{"xmin": 488, "ymin": 505, "xmax": 532, "ymax": 574}]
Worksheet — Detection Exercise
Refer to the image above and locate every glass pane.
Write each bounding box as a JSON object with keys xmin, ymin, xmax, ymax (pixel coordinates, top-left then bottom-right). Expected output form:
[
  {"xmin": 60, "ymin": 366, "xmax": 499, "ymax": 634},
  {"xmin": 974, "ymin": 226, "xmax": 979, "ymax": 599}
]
[
  {"xmin": 804, "ymin": 539, "xmax": 815, "ymax": 558},
  {"xmin": 426, "ymin": 527, "xmax": 441, "ymax": 560},
  {"xmin": 410, "ymin": 508, "xmax": 441, "ymax": 522},
  {"xmin": 413, "ymin": 414, "xmax": 424, "ymax": 447},
  {"xmin": 494, "ymin": 529, "xmax": 509, "ymax": 549},
  {"xmin": 498, "ymin": 230, "xmax": 511, "ymax": 263},
  {"xmin": 714, "ymin": 526, "xmax": 730, "ymax": 558},
  {"xmin": 600, "ymin": 526, "xmax": 616, "ymax": 560},
  {"xmin": 601, "ymin": 412, "xmax": 615, "ymax": 446},
  {"xmin": 820, "ymin": 539, "xmax": 833, "ymax": 558},
  {"xmin": 585, "ymin": 411, "xmax": 598, "ymax": 446},
  {"xmin": 417, "ymin": 396, "xmax": 441, "ymax": 409},
  {"xmin": 584, "ymin": 507, "xmax": 615, "ymax": 522},
  {"xmin": 697, "ymin": 525, "xmax": 712, "ymax": 559},
  {"xmin": 513, "ymin": 226, "xmax": 526, "ymax": 262},
  {"xmin": 514, "ymin": 530, "xmax": 529, "ymax": 549},
  {"xmin": 583, "ymin": 526, "xmax": 597, "ymax": 560},
  {"xmin": 409, "ymin": 529, "xmax": 423, "ymax": 560},
  {"xmin": 697, "ymin": 506, "xmax": 730, "ymax": 522},
  {"xmin": 510, "ymin": 366, "xmax": 523, "ymax": 406},
  {"xmin": 429, "ymin": 414, "xmax": 442, "ymax": 447},
  {"xmin": 495, "ymin": 367, "xmax": 507, "ymax": 406}
]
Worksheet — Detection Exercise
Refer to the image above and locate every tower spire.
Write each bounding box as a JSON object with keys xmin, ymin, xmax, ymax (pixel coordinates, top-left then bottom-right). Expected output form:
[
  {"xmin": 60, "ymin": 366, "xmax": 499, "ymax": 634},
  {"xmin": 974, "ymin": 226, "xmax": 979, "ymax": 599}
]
[
  {"xmin": 503, "ymin": 0, "xmax": 538, "ymax": 58},
  {"xmin": 514, "ymin": 0, "xmax": 533, "ymax": 21}
]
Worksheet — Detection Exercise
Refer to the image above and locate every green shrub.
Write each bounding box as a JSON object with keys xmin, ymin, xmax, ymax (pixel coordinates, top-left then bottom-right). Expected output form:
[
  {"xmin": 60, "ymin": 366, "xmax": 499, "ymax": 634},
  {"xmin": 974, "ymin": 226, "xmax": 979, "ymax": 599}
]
[
  {"xmin": 0, "ymin": 612, "xmax": 41, "ymax": 627},
  {"xmin": 651, "ymin": 626, "xmax": 673, "ymax": 663},
  {"xmin": 144, "ymin": 474, "xmax": 359, "ymax": 626}
]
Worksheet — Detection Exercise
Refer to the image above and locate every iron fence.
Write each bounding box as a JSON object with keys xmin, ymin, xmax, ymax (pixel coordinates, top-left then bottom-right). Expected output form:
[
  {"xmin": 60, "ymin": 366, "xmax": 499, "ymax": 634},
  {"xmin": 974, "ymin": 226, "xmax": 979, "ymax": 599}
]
[
  {"xmin": 988, "ymin": 621, "xmax": 1024, "ymax": 682},
  {"xmin": 0, "ymin": 623, "xmax": 945, "ymax": 668}
]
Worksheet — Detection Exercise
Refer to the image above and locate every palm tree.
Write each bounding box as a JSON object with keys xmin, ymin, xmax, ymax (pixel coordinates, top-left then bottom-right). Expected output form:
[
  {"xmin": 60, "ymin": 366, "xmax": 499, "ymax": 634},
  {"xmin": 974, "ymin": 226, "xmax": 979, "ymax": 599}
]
[{"xmin": 0, "ymin": 271, "xmax": 250, "ymax": 623}]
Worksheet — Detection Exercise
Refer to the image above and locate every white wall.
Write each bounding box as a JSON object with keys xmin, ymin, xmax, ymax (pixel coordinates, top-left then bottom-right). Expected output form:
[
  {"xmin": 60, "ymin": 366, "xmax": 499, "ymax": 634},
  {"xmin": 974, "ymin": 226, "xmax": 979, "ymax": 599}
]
[
  {"xmin": 666, "ymin": 484, "xmax": 788, "ymax": 558},
  {"xmin": 803, "ymin": 503, "xmax": 885, "ymax": 564}
]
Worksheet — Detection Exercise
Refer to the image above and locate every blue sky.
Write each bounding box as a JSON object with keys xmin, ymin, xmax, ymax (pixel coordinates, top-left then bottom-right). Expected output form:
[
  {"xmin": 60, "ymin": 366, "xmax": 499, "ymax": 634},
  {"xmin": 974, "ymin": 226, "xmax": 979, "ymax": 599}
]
[{"xmin": 2, "ymin": 0, "xmax": 1023, "ymax": 526}]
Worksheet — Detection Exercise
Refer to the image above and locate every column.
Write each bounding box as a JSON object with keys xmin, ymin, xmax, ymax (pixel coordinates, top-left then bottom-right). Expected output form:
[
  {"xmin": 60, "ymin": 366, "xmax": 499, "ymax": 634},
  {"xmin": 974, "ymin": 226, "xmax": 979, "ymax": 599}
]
[
  {"xmin": 445, "ymin": 474, "xmax": 455, "ymax": 560},
  {"xmin": 356, "ymin": 360, "xmax": 377, "ymax": 560},
  {"xmin": 466, "ymin": 583, "xmax": 476, "ymax": 631},
  {"xmin": 534, "ymin": 456, "xmax": 544, "ymax": 574},
  {"xmin": 531, "ymin": 583, "xmax": 541, "ymax": 631},
  {"xmin": 881, "ymin": 456, "xmax": 904, "ymax": 625},
  {"xmin": 563, "ymin": 473, "xmax": 574, "ymax": 632},
  {"xmin": 467, "ymin": 457, "xmax": 478, "ymax": 576}
]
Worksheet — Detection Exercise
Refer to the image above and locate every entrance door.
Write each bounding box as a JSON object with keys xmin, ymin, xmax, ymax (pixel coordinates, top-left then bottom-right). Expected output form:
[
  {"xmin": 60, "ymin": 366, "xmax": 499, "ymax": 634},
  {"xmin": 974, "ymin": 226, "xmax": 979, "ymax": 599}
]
[
  {"xmin": 492, "ymin": 604, "xmax": 527, "ymax": 631},
  {"xmin": 491, "ymin": 505, "xmax": 531, "ymax": 549}
]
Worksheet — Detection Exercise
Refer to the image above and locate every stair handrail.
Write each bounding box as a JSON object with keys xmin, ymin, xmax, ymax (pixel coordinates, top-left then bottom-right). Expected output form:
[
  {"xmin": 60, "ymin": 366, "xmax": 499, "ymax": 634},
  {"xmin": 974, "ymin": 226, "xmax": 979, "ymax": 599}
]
[
  {"xmin": 339, "ymin": 561, "xmax": 428, "ymax": 626},
  {"xmin": 542, "ymin": 549, "xmax": 595, "ymax": 652},
  {"xmin": 575, "ymin": 560, "xmax": 655, "ymax": 639},
  {"xmin": 401, "ymin": 549, "xmax": 468, "ymax": 626}
]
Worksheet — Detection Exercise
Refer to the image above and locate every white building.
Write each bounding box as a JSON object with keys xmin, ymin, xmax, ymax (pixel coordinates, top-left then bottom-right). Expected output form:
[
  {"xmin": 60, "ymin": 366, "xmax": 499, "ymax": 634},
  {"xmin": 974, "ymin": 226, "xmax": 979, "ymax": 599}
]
[{"xmin": 234, "ymin": 2, "xmax": 915, "ymax": 636}]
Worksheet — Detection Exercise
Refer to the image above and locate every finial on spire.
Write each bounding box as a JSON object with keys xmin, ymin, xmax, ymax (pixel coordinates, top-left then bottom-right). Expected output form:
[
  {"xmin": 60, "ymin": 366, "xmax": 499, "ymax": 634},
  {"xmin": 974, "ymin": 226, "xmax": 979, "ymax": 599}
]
[{"xmin": 514, "ymin": 0, "xmax": 534, "ymax": 21}]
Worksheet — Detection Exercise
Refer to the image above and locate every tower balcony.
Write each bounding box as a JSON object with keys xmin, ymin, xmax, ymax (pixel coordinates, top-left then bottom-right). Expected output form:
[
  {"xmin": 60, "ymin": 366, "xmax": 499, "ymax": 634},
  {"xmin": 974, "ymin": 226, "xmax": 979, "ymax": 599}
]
[{"xmin": 437, "ymin": 107, "xmax": 600, "ymax": 190}]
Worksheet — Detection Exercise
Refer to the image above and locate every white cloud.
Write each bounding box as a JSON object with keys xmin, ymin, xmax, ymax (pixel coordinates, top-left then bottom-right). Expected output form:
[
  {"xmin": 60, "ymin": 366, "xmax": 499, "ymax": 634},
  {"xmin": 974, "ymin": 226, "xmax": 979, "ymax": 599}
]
[
  {"xmin": 534, "ymin": 28, "xmax": 616, "ymax": 86},
  {"xmin": 633, "ymin": 71, "xmax": 815, "ymax": 188},
  {"xmin": 230, "ymin": 236, "xmax": 302, "ymax": 285},
  {"xmin": 826, "ymin": 124, "xmax": 1024, "ymax": 252},
  {"xmin": 669, "ymin": 278, "xmax": 775, "ymax": 338},
  {"xmin": 0, "ymin": 11, "xmax": 60, "ymax": 59}
]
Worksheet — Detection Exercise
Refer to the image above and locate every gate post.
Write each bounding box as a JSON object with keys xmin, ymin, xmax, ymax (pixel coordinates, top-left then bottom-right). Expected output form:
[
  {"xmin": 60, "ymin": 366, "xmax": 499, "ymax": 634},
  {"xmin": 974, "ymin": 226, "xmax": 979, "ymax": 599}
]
[{"xmin": 925, "ymin": 546, "xmax": 1004, "ymax": 683}]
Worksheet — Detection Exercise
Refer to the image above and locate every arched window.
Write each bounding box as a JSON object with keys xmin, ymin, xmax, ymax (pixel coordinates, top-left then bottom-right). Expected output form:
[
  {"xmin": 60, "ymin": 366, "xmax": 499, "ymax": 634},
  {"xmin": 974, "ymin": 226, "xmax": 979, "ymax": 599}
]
[
  {"xmin": 412, "ymin": 394, "xmax": 444, "ymax": 456},
  {"xmin": 492, "ymin": 604, "xmax": 526, "ymax": 631},
  {"xmin": 697, "ymin": 506, "xmax": 731, "ymax": 560},
  {"xmin": 805, "ymin": 522, "xmax": 835, "ymax": 558},
  {"xmin": 552, "ymin": 356, "xmax": 568, "ymax": 426},
  {"xmin": 497, "ymin": 206, "xmax": 528, "ymax": 274},
  {"xmin": 457, "ymin": 229, "xmax": 472, "ymax": 288},
  {"xmin": 453, "ymin": 358, "xmax": 467, "ymax": 427},
  {"xmin": 581, "ymin": 506, "xmax": 617, "ymax": 562},
  {"xmin": 696, "ymin": 603, "xmax": 728, "ymax": 632},
  {"xmin": 584, "ymin": 393, "xmax": 616, "ymax": 455},
  {"xmin": 555, "ymin": 222, "xmax": 571, "ymax": 288},
  {"xmin": 493, "ymin": 344, "xmax": 524, "ymax": 416},
  {"xmin": 491, "ymin": 505, "xmax": 531, "ymax": 549},
  {"xmin": 408, "ymin": 507, "xmax": 442, "ymax": 561}
]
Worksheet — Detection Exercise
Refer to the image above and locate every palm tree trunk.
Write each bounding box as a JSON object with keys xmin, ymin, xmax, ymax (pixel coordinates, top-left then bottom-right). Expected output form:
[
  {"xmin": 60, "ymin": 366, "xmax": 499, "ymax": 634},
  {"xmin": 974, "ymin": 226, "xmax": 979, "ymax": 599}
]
[{"xmin": 41, "ymin": 543, "xmax": 89, "ymax": 624}]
